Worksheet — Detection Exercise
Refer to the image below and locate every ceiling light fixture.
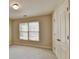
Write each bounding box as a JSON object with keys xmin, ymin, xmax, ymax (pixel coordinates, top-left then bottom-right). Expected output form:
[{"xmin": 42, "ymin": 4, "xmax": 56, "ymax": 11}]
[{"xmin": 12, "ymin": 4, "xmax": 19, "ymax": 10}]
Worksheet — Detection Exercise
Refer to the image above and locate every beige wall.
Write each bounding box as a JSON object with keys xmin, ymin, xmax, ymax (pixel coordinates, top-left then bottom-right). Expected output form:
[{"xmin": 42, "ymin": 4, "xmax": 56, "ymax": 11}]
[
  {"xmin": 9, "ymin": 20, "xmax": 12, "ymax": 45},
  {"xmin": 12, "ymin": 15, "xmax": 52, "ymax": 49}
]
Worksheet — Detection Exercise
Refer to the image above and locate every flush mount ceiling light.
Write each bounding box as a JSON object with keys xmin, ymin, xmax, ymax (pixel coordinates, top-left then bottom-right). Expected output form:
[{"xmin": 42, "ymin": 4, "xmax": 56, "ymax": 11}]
[{"xmin": 12, "ymin": 4, "xmax": 19, "ymax": 10}]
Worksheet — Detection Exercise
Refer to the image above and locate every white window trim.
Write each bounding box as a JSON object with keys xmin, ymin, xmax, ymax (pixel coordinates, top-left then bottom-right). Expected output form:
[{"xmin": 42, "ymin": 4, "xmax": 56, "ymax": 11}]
[{"xmin": 19, "ymin": 21, "xmax": 40, "ymax": 41}]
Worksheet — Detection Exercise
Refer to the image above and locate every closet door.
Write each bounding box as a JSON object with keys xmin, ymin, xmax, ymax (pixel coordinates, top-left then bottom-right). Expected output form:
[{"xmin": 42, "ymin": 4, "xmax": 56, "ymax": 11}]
[
  {"xmin": 53, "ymin": 4, "xmax": 66, "ymax": 59},
  {"xmin": 52, "ymin": 0, "xmax": 69, "ymax": 59},
  {"xmin": 53, "ymin": 9, "xmax": 66, "ymax": 59}
]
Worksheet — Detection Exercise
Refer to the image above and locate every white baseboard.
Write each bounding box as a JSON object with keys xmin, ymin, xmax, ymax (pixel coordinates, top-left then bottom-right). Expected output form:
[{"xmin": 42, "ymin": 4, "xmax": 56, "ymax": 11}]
[{"xmin": 13, "ymin": 42, "xmax": 52, "ymax": 50}]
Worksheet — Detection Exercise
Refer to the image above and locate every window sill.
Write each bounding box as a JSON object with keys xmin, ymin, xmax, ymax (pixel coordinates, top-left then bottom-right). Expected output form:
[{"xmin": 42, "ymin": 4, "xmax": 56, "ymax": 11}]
[{"xmin": 19, "ymin": 39, "xmax": 40, "ymax": 42}]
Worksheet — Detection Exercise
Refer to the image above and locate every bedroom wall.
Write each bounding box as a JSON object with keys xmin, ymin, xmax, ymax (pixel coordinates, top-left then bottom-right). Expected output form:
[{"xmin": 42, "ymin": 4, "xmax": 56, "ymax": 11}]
[
  {"xmin": 9, "ymin": 20, "xmax": 12, "ymax": 45},
  {"xmin": 12, "ymin": 15, "xmax": 52, "ymax": 49}
]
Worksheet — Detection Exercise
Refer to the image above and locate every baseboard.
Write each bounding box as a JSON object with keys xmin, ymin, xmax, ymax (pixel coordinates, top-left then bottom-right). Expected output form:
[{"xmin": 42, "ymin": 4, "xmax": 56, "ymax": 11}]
[{"xmin": 13, "ymin": 42, "xmax": 52, "ymax": 50}]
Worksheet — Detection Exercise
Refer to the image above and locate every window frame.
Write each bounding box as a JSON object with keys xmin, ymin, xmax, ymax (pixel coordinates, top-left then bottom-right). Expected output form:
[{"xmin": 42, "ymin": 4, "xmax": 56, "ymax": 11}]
[{"xmin": 19, "ymin": 21, "xmax": 40, "ymax": 41}]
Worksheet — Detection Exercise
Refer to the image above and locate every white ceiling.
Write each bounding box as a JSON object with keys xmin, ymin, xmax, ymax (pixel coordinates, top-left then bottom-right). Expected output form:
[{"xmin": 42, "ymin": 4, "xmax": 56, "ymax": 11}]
[{"xmin": 9, "ymin": 0, "xmax": 64, "ymax": 19}]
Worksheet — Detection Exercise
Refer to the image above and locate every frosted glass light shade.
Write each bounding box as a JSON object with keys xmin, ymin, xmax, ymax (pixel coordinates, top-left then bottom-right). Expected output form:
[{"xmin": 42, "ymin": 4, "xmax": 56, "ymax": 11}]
[{"xmin": 12, "ymin": 4, "xmax": 19, "ymax": 10}]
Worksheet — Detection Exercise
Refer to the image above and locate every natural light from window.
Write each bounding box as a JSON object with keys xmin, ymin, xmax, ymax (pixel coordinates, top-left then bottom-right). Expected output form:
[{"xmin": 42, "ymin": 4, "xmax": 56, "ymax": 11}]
[{"xmin": 19, "ymin": 22, "xmax": 39, "ymax": 41}]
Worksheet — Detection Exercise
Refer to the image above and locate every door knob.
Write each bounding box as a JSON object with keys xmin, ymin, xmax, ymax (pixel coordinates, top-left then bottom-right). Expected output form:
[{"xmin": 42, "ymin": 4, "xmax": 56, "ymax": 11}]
[
  {"xmin": 67, "ymin": 36, "xmax": 70, "ymax": 40},
  {"xmin": 57, "ymin": 39, "xmax": 61, "ymax": 41}
]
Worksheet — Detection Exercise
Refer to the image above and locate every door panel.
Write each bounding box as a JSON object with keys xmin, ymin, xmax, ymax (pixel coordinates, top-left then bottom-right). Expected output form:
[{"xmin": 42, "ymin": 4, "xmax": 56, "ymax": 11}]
[
  {"xmin": 52, "ymin": 1, "xmax": 70, "ymax": 59},
  {"xmin": 60, "ymin": 12, "xmax": 66, "ymax": 44},
  {"xmin": 53, "ymin": 2, "xmax": 66, "ymax": 59}
]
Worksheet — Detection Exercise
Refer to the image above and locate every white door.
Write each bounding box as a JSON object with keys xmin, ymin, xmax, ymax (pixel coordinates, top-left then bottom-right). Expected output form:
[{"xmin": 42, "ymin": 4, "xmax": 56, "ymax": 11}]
[
  {"xmin": 53, "ymin": 10, "xmax": 66, "ymax": 59},
  {"xmin": 53, "ymin": 0, "xmax": 69, "ymax": 59},
  {"xmin": 53, "ymin": 3, "xmax": 66, "ymax": 59}
]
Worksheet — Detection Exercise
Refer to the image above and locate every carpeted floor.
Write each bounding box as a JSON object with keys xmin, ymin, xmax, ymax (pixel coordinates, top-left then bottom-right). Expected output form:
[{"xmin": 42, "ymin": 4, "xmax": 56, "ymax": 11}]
[{"xmin": 9, "ymin": 45, "xmax": 57, "ymax": 59}]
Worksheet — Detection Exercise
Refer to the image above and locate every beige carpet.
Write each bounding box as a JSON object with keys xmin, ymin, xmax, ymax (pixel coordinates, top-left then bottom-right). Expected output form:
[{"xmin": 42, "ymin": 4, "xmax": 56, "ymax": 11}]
[{"xmin": 9, "ymin": 45, "xmax": 57, "ymax": 59}]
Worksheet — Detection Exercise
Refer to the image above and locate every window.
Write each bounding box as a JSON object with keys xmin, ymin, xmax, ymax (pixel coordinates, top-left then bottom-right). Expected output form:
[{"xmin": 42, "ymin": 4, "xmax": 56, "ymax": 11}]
[{"xmin": 19, "ymin": 22, "xmax": 39, "ymax": 41}]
